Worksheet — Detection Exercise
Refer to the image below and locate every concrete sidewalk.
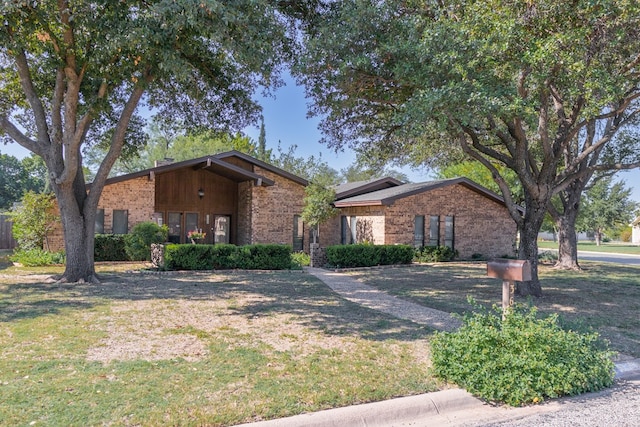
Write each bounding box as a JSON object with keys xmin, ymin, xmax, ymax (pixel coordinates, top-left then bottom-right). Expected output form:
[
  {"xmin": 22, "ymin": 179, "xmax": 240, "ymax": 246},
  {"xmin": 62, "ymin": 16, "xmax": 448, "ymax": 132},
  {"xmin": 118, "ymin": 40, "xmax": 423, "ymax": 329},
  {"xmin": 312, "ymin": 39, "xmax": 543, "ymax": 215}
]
[{"xmin": 234, "ymin": 267, "xmax": 640, "ymax": 427}]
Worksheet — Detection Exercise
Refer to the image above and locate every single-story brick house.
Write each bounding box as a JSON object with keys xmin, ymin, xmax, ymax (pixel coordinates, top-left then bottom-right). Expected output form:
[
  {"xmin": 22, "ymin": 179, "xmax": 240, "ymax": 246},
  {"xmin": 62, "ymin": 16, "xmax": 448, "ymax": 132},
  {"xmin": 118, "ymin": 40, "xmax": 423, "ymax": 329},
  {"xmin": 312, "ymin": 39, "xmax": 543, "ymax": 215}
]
[
  {"xmin": 49, "ymin": 151, "xmax": 310, "ymax": 252},
  {"xmin": 49, "ymin": 152, "xmax": 518, "ymax": 259},
  {"xmin": 317, "ymin": 177, "xmax": 518, "ymax": 259}
]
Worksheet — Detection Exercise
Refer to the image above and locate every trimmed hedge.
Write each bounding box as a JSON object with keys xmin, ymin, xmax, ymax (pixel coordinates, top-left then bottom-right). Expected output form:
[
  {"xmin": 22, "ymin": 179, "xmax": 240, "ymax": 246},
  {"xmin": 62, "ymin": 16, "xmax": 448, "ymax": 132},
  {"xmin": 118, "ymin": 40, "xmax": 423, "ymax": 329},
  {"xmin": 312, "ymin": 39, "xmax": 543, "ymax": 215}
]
[
  {"xmin": 325, "ymin": 244, "xmax": 414, "ymax": 268},
  {"xmin": 414, "ymin": 245, "xmax": 458, "ymax": 262},
  {"xmin": 164, "ymin": 243, "xmax": 293, "ymax": 270},
  {"xmin": 94, "ymin": 234, "xmax": 128, "ymax": 261}
]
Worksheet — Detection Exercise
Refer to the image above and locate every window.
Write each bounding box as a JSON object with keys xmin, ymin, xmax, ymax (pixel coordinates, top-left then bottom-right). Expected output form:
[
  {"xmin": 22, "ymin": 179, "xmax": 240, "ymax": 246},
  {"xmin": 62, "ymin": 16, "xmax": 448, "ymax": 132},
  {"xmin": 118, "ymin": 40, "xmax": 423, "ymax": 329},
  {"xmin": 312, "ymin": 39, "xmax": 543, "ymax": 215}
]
[
  {"xmin": 428, "ymin": 215, "xmax": 440, "ymax": 246},
  {"xmin": 95, "ymin": 209, "xmax": 104, "ymax": 234},
  {"xmin": 341, "ymin": 216, "xmax": 348, "ymax": 244},
  {"xmin": 167, "ymin": 212, "xmax": 182, "ymax": 243},
  {"xmin": 444, "ymin": 215, "xmax": 454, "ymax": 249},
  {"xmin": 214, "ymin": 215, "xmax": 230, "ymax": 244},
  {"xmin": 113, "ymin": 210, "xmax": 128, "ymax": 234},
  {"xmin": 185, "ymin": 213, "xmax": 199, "ymax": 240},
  {"xmin": 293, "ymin": 215, "xmax": 304, "ymax": 251},
  {"xmin": 414, "ymin": 215, "xmax": 425, "ymax": 248}
]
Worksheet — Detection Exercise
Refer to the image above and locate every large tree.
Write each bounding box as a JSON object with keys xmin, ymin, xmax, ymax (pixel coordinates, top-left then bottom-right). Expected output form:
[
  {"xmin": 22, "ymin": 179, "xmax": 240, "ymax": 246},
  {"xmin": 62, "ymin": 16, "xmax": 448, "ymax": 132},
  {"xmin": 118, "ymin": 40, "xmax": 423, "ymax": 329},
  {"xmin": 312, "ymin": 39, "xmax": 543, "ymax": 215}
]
[
  {"xmin": 297, "ymin": 0, "xmax": 640, "ymax": 296},
  {"xmin": 0, "ymin": 0, "xmax": 297, "ymax": 282}
]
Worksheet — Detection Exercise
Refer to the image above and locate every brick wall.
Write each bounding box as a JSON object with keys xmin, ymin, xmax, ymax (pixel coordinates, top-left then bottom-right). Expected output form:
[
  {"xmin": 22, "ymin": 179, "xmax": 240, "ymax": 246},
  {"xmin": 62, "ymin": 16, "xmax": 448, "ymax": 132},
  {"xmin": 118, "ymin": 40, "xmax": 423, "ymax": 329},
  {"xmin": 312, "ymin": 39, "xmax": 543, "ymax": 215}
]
[
  {"xmin": 48, "ymin": 176, "xmax": 156, "ymax": 252},
  {"xmin": 237, "ymin": 181, "xmax": 253, "ymax": 246},
  {"xmin": 249, "ymin": 167, "xmax": 307, "ymax": 250},
  {"xmin": 384, "ymin": 184, "xmax": 516, "ymax": 259},
  {"xmin": 326, "ymin": 183, "xmax": 516, "ymax": 259}
]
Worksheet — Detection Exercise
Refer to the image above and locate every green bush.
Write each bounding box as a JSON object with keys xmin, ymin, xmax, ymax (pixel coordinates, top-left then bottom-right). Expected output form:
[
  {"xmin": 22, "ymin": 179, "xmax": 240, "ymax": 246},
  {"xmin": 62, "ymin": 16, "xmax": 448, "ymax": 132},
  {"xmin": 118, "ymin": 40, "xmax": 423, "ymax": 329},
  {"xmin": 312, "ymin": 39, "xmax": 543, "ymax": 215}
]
[
  {"xmin": 163, "ymin": 243, "xmax": 293, "ymax": 270},
  {"xmin": 10, "ymin": 249, "xmax": 65, "ymax": 266},
  {"xmin": 94, "ymin": 234, "xmax": 129, "ymax": 261},
  {"xmin": 414, "ymin": 245, "xmax": 458, "ymax": 262},
  {"xmin": 125, "ymin": 222, "xmax": 168, "ymax": 261},
  {"xmin": 431, "ymin": 301, "xmax": 615, "ymax": 406},
  {"xmin": 325, "ymin": 244, "xmax": 413, "ymax": 268},
  {"xmin": 291, "ymin": 251, "xmax": 310, "ymax": 269}
]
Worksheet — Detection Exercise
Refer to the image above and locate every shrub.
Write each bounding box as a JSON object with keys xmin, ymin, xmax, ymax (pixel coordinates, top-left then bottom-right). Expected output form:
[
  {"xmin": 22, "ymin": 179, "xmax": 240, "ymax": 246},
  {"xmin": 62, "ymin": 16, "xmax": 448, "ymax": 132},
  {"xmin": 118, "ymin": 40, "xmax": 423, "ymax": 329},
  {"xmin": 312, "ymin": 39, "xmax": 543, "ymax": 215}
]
[
  {"xmin": 325, "ymin": 244, "xmax": 413, "ymax": 268},
  {"xmin": 125, "ymin": 222, "xmax": 168, "ymax": 261},
  {"xmin": 414, "ymin": 245, "xmax": 458, "ymax": 262},
  {"xmin": 95, "ymin": 234, "xmax": 129, "ymax": 261},
  {"xmin": 163, "ymin": 244, "xmax": 293, "ymax": 270},
  {"xmin": 291, "ymin": 251, "xmax": 310, "ymax": 269},
  {"xmin": 538, "ymin": 250, "xmax": 558, "ymax": 264},
  {"xmin": 8, "ymin": 191, "xmax": 58, "ymax": 251},
  {"xmin": 10, "ymin": 248, "xmax": 65, "ymax": 266},
  {"xmin": 431, "ymin": 301, "xmax": 615, "ymax": 406}
]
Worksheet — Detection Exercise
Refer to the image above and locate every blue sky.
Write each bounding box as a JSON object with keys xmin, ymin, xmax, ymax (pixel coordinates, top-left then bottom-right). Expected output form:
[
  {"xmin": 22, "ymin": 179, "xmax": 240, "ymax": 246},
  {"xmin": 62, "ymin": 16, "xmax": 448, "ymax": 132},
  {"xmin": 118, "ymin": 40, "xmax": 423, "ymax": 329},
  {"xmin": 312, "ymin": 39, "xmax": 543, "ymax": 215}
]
[{"xmin": 2, "ymin": 75, "xmax": 639, "ymax": 202}]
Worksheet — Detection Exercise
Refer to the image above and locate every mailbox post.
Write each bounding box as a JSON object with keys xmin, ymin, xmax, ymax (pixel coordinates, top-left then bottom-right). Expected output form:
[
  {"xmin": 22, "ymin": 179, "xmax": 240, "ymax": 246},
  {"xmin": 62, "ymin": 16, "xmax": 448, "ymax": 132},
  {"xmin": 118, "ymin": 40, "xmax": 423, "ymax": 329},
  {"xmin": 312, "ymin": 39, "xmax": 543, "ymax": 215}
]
[{"xmin": 487, "ymin": 259, "xmax": 532, "ymax": 319}]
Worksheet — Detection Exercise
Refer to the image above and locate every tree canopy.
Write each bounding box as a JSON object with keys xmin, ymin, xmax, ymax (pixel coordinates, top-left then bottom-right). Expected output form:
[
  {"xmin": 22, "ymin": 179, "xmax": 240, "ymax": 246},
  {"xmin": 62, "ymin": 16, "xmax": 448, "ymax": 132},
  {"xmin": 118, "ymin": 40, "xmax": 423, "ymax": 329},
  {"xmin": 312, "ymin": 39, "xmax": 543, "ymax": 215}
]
[
  {"xmin": 0, "ymin": 0, "xmax": 298, "ymax": 282},
  {"xmin": 297, "ymin": 0, "xmax": 640, "ymax": 295}
]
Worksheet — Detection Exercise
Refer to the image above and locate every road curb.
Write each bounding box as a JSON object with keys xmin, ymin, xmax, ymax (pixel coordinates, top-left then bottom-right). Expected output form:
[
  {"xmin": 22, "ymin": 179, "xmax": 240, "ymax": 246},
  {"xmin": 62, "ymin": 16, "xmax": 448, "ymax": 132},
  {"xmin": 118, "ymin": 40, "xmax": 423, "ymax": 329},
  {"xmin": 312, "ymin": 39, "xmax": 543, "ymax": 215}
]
[
  {"xmin": 235, "ymin": 388, "xmax": 484, "ymax": 427},
  {"xmin": 238, "ymin": 358, "xmax": 640, "ymax": 427}
]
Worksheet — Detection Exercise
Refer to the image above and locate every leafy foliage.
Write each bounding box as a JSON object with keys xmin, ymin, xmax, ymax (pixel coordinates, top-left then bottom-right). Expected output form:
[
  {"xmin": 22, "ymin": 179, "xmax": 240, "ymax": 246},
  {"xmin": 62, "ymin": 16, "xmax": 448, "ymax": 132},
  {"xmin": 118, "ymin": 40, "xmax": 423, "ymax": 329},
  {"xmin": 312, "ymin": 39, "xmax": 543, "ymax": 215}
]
[
  {"xmin": 431, "ymin": 302, "xmax": 615, "ymax": 406},
  {"xmin": 297, "ymin": 0, "xmax": 640, "ymax": 295},
  {"xmin": 0, "ymin": 153, "xmax": 46, "ymax": 209},
  {"xmin": 7, "ymin": 191, "xmax": 57, "ymax": 251},
  {"xmin": 301, "ymin": 182, "xmax": 339, "ymax": 243},
  {"xmin": 0, "ymin": 0, "xmax": 298, "ymax": 282},
  {"xmin": 94, "ymin": 234, "xmax": 129, "ymax": 262},
  {"xmin": 124, "ymin": 222, "xmax": 169, "ymax": 261},
  {"xmin": 414, "ymin": 246, "xmax": 458, "ymax": 263},
  {"xmin": 325, "ymin": 244, "xmax": 414, "ymax": 268},
  {"xmin": 163, "ymin": 244, "xmax": 292, "ymax": 271},
  {"xmin": 10, "ymin": 248, "xmax": 65, "ymax": 266},
  {"xmin": 577, "ymin": 177, "xmax": 638, "ymax": 244}
]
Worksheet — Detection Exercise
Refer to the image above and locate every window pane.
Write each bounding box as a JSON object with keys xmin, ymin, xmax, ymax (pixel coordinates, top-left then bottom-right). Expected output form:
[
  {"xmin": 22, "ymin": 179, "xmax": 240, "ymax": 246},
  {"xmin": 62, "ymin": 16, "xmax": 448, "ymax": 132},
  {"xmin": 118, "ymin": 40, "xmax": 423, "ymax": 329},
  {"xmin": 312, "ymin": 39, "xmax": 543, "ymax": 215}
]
[
  {"xmin": 167, "ymin": 212, "xmax": 182, "ymax": 243},
  {"xmin": 185, "ymin": 213, "xmax": 199, "ymax": 241},
  {"xmin": 414, "ymin": 215, "xmax": 424, "ymax": 247},
  {"xmin": 293, "ymin": 215, "xmax": 304, "ymax": 251},
  {"xmin": 214, "ymin": 215, "xmax": 230, "ymax": 244},
  {"xmin": 444, "ymin": 216, "xmax": 454, "ymax": 249},
  {"xmin": 95, "ymin": 209, "xmax": 104, "ymax": 234},
  {"xmin": 113, "ymin": 210, "xmax": 128, "ymax": 235},
  {"xmin": 429, "ymin": 215, "xmax": 439, "ymax": 246},
  {"xmin": 350, "ymin": 216, "xmax": 357, "ymax": 244}
]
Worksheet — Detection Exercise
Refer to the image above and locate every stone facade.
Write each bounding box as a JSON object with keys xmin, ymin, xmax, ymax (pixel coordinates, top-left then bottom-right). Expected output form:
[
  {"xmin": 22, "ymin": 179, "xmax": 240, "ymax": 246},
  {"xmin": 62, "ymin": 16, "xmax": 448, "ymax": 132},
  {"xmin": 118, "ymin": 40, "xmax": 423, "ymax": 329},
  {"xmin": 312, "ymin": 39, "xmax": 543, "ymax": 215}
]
[{"xmin": 333, "ymin": 183, "xmax": 516, "ymax": 259}]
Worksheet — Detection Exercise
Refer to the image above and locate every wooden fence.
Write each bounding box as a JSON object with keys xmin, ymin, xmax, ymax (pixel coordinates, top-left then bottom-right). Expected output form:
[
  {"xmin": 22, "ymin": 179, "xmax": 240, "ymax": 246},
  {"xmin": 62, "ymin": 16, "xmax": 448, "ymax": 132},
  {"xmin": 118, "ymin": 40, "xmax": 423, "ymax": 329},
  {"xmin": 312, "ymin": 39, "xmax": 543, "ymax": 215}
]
[{"xmin": 0, "ymin": 214, "xmax": 16, "ymax": 250}]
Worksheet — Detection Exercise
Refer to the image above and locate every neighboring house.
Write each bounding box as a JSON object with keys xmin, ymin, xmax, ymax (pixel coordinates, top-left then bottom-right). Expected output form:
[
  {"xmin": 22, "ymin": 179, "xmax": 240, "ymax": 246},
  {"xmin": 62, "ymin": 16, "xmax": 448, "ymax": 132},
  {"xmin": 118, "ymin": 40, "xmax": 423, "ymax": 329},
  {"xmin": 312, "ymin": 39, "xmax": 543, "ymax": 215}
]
[
  {"xmin": 48, "ymin": 151, "xmax": 309, "ymax": 252},
  {"xmin": 48, "ymin": 152, "xmax": 518, "ymax": 260},
  {"xmin": 320, "ymin": 177, "xmax": 518, "ymax": 259},
  {"xmin": 633, "ymin": 217, "xmax": 640, "ymax": 245}
]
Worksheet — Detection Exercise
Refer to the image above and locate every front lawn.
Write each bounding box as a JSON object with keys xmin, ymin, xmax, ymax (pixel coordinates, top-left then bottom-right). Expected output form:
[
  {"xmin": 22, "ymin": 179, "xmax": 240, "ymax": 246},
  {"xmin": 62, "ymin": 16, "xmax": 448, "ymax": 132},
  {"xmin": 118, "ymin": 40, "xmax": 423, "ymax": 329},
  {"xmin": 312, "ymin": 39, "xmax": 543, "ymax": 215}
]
[
  {"xmin": 349, "ymin": 262, "xmax": 640, "ymax": 358},
  {"xmin": 537, "ymin": 240, "xmax": 640, "ymax": 255},
  {"xmin": 0, "ymin": 270, "xmax": 437, "ymax": 426}
]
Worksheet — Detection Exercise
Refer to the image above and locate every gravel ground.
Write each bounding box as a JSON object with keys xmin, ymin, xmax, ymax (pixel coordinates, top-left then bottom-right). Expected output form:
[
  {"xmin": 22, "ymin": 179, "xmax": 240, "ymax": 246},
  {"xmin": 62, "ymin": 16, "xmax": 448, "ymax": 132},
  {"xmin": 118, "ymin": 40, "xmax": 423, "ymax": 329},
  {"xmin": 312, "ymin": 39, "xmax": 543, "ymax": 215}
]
[{"xmin": 477, "ymin": 379, "xmax": 640, "ymax": 427}]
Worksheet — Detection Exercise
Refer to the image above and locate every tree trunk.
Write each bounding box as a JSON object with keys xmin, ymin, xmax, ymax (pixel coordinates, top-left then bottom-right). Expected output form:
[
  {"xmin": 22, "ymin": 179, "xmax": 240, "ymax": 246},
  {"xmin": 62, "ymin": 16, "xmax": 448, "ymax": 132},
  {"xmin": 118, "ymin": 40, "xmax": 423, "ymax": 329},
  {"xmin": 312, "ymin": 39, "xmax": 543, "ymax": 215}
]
[
  {"xmin": 595, "ymin": 230, "xmax": 602, "ymax": 246},
  {"xmin": 516, "ymin": 197, "xmax": 546, "ymax": 298},
  {"xmin": 53, "ymin": 167, "xmax": 100, "ymax": 283},
  {"xmin": 554, "ymin": 207, "xmax": 581, "ymax": 270}
]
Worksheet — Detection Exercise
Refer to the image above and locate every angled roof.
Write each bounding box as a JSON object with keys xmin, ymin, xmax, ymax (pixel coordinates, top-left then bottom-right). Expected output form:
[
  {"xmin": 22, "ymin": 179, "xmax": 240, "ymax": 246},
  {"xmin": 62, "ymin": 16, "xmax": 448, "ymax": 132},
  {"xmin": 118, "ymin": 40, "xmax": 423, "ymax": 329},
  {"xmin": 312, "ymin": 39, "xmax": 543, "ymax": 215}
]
[
  {"xmin": 98, "ymin": 150, "xmax": 308, "ymax": 187},
  {"xmin": 335, "ymin": 177, "xmax": 405, "ymax": 200},
  {"xmin": 334, "ymin": 177, "xmax": 520, "ymax": 211}
]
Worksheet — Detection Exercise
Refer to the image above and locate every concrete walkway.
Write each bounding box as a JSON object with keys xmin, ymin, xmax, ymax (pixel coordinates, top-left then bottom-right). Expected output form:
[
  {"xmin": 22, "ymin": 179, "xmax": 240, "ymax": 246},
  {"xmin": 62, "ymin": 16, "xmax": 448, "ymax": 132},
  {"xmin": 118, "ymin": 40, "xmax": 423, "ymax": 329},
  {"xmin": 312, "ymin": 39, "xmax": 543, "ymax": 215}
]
[{"xmin": 305, "ymin": 267, "xmax": 462, "ymax": 332}]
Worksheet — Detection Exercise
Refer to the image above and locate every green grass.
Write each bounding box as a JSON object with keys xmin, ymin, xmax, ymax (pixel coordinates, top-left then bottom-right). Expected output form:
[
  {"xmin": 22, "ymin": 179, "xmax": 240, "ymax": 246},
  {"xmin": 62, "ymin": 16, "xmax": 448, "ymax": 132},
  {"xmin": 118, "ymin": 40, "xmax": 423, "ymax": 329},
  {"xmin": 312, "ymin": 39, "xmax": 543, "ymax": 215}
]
[
  {"xmin": 0, "ymin": 271, "xmax": 437, "ymax": 426},
  {"xmin": 349, "ymin": 262, "xmax": 640, "ymax": 357},
  {"xmin": 537, "ymin": 240, "xmax": 640, "ymax": 254}
]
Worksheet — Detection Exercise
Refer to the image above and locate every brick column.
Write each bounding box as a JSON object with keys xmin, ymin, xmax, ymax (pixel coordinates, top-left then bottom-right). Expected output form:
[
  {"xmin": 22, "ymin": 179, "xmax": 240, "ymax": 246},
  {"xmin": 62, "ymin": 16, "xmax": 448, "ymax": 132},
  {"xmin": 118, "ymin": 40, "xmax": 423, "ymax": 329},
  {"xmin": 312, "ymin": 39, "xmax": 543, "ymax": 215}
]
[{"xmin": 310, "ymin": 243, "xmax": 327, "ymax": 268}]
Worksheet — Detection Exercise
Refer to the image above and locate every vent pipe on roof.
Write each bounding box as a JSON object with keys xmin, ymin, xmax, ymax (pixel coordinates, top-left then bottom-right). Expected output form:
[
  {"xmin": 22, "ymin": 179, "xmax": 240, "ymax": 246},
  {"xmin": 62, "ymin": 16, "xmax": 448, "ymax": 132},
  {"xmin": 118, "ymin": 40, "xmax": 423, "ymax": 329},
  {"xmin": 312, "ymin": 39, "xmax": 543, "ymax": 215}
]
[{"xmin": 154, "ymin": 158, "xmax": 174, "ymax": 167}]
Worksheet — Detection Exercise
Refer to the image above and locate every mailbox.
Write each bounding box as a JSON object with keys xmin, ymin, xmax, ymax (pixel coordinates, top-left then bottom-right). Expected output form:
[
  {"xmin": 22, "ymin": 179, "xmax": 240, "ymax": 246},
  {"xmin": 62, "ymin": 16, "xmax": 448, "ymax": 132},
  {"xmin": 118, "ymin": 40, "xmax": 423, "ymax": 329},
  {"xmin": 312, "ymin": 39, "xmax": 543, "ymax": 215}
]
[{"xmin": 487, "ymin": 259, "xmax": 532, "ymax": 282}]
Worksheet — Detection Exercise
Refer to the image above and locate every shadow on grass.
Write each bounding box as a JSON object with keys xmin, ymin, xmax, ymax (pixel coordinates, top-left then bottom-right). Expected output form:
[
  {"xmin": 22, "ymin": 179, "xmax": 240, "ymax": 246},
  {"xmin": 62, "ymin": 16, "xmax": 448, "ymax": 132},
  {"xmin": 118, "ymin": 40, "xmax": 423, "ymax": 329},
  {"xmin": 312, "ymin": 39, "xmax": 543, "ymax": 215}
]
[{"xmin": 0, "ymin": 271, "xmax": 433, "ymax": 343}]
